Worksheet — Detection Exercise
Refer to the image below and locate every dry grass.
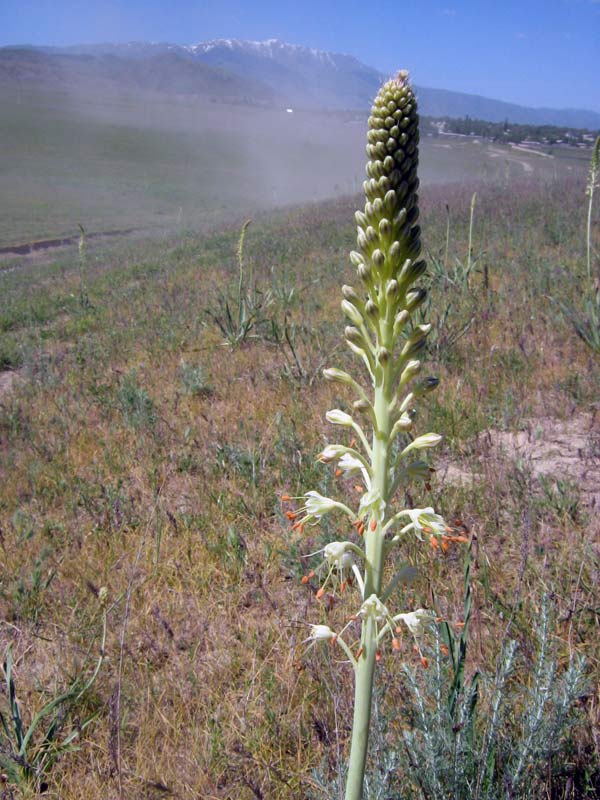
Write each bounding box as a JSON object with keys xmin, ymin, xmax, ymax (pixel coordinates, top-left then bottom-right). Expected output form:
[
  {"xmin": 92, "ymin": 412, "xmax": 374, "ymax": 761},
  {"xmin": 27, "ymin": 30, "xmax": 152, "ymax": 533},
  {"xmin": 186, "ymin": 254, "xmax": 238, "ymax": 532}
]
[{"xmin": 0, "ymin": 177, "xmax": 599, "ymax": 798}]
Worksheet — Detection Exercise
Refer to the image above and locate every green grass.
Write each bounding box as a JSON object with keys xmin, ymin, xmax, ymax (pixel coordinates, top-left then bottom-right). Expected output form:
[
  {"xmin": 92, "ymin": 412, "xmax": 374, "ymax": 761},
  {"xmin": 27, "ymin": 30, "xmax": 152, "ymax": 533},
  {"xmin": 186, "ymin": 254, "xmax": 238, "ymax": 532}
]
[{"xmin": 0, "ymin": 176, "xmax": 599, "ymax": 798}]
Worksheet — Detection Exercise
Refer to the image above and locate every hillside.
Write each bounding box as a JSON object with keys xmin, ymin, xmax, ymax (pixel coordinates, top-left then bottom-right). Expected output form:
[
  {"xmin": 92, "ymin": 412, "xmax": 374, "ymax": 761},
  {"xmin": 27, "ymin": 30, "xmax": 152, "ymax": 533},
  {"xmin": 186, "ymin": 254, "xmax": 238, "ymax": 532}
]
[
  {"xmin": 3, "ymin": 41, "xmax": 600, "ymax": 127},
  {"xmin": 0, "ymin": 178, "xmax": 598, "ymax": 797},
  {"xmin": 0, "ymin": 46, "xmax": 278, "ymax": 105}
]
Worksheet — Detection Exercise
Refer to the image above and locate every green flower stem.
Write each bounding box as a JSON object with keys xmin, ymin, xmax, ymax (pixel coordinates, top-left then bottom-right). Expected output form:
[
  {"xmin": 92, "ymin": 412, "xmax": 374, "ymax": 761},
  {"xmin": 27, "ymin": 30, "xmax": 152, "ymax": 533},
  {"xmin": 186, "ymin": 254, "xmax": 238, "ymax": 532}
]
[
  {"xmin": 346, "ymin": 615, "xmax": 378, "ymax": 799},
  {"xmin": 346, "ymin": 370, "xmax": 392, "ymax": 800}
]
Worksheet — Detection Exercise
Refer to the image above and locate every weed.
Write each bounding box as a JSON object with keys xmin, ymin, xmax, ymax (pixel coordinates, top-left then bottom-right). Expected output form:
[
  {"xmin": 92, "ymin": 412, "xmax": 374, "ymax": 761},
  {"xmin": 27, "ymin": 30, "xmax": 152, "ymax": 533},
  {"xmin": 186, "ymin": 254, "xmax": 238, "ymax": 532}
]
[
  {"xmin": 117, "ymin": 371, "xmax": 156, "ymax": 430},
  {"xmin": 538, "ymin": 474, "xmax": 583, "ymax": 524},
  {"xmin": 178, "ymin": 360, "xmax": 213, "ymax": 397},
  {"xmin": 205, "ymin": 219, "xmax": 274, "ymax": 347},
  {"xmin": 0, "ymin": 602, "xmax": 106, "ymax": 793}
]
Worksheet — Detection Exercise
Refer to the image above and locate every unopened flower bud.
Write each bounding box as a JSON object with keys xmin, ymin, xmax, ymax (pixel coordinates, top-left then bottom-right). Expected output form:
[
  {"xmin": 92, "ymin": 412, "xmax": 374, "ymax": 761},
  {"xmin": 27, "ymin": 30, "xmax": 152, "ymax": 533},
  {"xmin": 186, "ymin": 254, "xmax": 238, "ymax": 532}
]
[
  {"xmin": 365, "ymin": 299, "xmax": 378, "ymax": 316},
  {"xmin": 345, "ymin": 326, "xmax": 363, "ymax": 345},
  {"xmin": 342, "ymin": 284, "xmax": 360, "ymax": 303},
  {"xmin": 393, "ymin": 309, "xmax": 410, "ymax": 337},
  {"xmin": 341, "ymin": 299, "xmax": 364, "ymax": 326},
  {"xmin": 388, "ymin": 242, "xmax": 401, "ymax": 266},
  {"xmin": 415, "ymin": 376, "xmax": 440, "ymax": 395},
  {"xmin": 355, "ymin": 210, "xmax": 368, "ymax": 228},
  {"xmin": 326, "ymin": 409, "xmax": 354, "ymax": 427},
  {"xmin": 357, "ymin": 263, "xmax": 372, "ymax": 282},
  {"xmin": 353, "ymin": 399, "xmax": 370, "ymax": 413},
  {"xmin": 372, "ymin": 249, "xmax": 385, "ymax": 269},
  {"xmin": 323, "ymin": 367, "xmax": 354, "ymax": 385},
  {"xmin": 365, "ymin": 226, "xmax": 377, "ymax": 244},
  {"xmin": 379, "ymin": 218, "xmax": 392, "ymax": 238},
  {"xmin": 405, "ymin": 288, "xmax": 427, "ymax": 312},
  {"xmin": 400, "ymin": 359, "xmax": 421, "ymax": 384},
  {"xmin": 401, "ymin": 432, "xmax": 443, "ymax": 455}
]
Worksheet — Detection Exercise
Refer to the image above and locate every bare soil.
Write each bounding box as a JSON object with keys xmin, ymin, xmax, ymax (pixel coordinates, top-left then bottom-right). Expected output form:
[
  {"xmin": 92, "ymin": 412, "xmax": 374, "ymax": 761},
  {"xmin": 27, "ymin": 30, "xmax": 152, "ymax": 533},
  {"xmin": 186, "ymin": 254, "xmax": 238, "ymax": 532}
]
[{"xmin": 440, "ymin": 411, "xmax": 600, "ymax": 517}]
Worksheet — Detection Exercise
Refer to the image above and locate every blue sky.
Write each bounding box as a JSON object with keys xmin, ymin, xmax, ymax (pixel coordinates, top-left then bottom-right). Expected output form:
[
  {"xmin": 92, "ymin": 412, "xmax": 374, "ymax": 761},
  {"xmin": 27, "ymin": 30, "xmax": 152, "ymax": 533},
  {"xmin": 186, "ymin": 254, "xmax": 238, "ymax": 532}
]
[{"xmin": 1, "ymin": 0, "xmax": 599, "ymax": 111}]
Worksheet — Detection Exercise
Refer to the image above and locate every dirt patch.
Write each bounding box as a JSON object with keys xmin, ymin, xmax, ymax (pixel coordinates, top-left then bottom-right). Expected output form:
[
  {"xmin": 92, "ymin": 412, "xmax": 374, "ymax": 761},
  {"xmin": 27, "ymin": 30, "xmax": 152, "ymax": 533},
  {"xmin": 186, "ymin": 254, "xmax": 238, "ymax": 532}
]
[
  {"xmin": 0, "ymin": 369, "xmax": 22, "ymax": 399},
  {"xmin": 439, "ymin": 411, "xmax": 600, "ymax": 517}
]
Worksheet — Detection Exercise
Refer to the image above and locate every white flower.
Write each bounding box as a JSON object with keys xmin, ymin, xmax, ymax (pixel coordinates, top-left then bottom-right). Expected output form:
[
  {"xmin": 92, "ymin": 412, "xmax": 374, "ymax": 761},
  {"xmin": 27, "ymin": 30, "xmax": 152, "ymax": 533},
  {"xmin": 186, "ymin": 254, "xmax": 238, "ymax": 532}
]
[
  {"xmin": 323, "ymin": 541, "xmax": 354, "ymax": 571},
  {"xmin": 305, "ymin": 624, "xmax": 336, "ymax": 643},
  {"xmin": 395, "ymin": 609, "xmax": 435, "ymax": 638},
  {"xmin": 401, "ymin": 507, "xmax": 446, "ymax": 538},
  {"xmin": 318, "ymin": 444, "xmax": 347, "ymax": 462},
  {"xmin": 359, "ymin": 594, "xmax": 390, "ymax": 624},
  {"xmin": 358, "ymin": 487, "xmax": 386, "ymax": 520},
  {"xmin": 337, "ymin": 453, "xmax": 372, "ymax": 490},
  {"xmin": 304, "ymin": 491, "xmax": 339, "ymax": 519}
]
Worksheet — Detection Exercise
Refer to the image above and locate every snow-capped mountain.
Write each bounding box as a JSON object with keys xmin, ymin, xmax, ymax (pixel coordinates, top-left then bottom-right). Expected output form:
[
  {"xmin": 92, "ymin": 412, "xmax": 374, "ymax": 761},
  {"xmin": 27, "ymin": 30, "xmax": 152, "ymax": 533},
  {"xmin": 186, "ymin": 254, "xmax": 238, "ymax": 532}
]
[{"xmin": 2, "ymin": 39, "xmax": 600, "ymax": 127}]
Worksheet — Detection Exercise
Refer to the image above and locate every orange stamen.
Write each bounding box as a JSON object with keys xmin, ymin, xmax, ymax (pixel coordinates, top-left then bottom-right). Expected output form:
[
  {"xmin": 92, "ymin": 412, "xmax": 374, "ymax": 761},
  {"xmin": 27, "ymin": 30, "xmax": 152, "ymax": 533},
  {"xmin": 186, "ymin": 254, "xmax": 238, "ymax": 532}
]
[
  {"xmin": 349, "ymin": 439, "xmax": 357, "ymax": 448},
  {"xmin": 301, "ymin": 575, "xmax": 309, "ymax": 585},
  {"xmin": 356, "ymin": 647, "xmax": 364, "ymax": 659},
  {"xmin": 440, "ymin": 644, "xmax": 449, "ymax": 656},
  {"xmin": 340, "ymin": 580, "xmax": 347, "ymax": 593},
  {"xmin": 281, "ymin": 495, "xmax": 292, "ymax": 502},
  {"xmin": 308, "ymin": 570, "xmax": 315, "ymax": 579},
  {"xmin": 335, "ymin": 468, "xmax": 342, "ymax": 477},
  {"xmin": 420, "ymin": 656, "xmax": 429, "ymax": 669},
  {"xmin": 316, "ymin": 588, "xmax": 326, "ymax": 600},
  {"xmin": 286, "ymin": 511, "xmax": 298, "ymax": 520},
  {"xmin": 354, "ymin": 485, "xmax": 364, "ymax": 493},
  {"xmin": 375, "ymin": 651, "xmax": 382, "ymax": 662},
  {"xmin": 370, "ymin": 519, "xmax": 377, "ymax": 531},
  {"xmin": 392, "ymin": 637, "xmax": 401, "ymax": 651},
  {"xmin": 429, "ymin": 535, "xmax": 439, "ymax": 550}
]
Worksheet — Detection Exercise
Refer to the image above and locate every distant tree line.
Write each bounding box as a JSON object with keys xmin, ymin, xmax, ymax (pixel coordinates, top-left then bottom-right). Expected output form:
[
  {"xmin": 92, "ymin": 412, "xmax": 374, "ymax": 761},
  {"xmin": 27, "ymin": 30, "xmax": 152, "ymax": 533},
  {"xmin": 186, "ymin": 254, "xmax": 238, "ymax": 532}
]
[{"xmin": 421, "ymin": 115, "xmax": 600, "ymax": 147}]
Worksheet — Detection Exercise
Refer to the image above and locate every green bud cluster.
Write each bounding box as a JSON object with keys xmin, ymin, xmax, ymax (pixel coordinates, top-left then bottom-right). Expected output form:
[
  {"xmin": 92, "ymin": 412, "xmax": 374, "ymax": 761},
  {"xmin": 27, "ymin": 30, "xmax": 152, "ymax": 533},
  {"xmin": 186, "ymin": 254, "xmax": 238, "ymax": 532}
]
[{"xmin": 342, "ymin": 71, "xmax": 432, "ymax": 391}]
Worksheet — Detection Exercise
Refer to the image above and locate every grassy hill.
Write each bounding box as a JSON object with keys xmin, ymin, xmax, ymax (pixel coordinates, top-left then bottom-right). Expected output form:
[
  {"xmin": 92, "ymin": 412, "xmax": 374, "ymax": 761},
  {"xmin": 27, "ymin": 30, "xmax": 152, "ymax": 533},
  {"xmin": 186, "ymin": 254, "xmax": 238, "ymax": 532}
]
[
  {"xmin": 0, "ymin": 175, "xmax": 599, "ymax": 797},
  {"xmin": 0, "ymin": 84, "xmax": 592, "ymax": 248}
]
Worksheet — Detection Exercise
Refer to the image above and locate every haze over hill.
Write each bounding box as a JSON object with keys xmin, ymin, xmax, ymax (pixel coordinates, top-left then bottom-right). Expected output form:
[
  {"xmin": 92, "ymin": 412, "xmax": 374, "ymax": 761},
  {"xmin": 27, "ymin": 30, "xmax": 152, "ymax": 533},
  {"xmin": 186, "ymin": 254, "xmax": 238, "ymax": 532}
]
[
  {"xmin": 0, "ymin": 37, "xmax": 596, "ymax": 249},
  {"xmin": 3, "ymin": 39, "xmax": 600, "ymax": 128}
]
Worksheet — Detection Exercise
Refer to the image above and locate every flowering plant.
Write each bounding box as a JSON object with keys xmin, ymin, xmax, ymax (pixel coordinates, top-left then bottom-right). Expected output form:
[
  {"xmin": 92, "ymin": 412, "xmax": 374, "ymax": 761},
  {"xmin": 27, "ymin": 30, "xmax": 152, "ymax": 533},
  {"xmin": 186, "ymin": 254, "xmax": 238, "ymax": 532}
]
[{"xmin": 283, "ymin": 72, "xmax": 464, "ymax": 799}]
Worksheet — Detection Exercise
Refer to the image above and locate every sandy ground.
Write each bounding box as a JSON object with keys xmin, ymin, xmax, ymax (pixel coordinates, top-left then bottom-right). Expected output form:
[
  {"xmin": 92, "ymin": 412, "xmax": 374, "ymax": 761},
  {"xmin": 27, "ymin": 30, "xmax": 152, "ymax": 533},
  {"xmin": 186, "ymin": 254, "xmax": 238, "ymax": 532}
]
[{"xmin": 440, "ymin": 411, "xmax": 600, "ymax": 519}]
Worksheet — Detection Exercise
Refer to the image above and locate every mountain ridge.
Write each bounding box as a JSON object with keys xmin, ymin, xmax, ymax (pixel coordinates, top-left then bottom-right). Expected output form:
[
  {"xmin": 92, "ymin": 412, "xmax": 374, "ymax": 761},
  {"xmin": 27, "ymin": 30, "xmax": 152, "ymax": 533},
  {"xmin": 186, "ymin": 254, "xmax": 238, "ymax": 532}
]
[{"xmin": 2, "ymin": 39, "xmax": 599, "ymax": 129}]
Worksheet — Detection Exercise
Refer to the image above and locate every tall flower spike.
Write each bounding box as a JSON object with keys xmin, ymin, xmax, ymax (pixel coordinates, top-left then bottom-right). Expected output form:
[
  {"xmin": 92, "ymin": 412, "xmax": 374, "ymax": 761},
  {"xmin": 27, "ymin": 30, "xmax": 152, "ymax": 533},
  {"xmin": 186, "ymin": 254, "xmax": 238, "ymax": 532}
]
[{"xmin": 297, "ymin": 72, "xmax": 447, "ymax": 800}]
